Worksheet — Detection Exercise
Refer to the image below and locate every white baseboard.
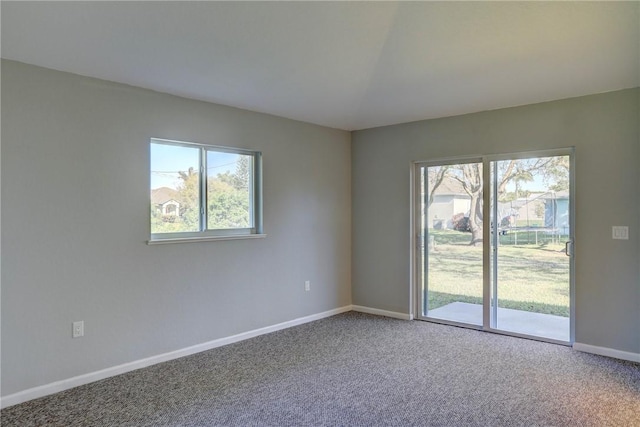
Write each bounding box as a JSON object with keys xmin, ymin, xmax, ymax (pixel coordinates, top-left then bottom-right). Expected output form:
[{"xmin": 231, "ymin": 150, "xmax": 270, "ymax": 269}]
[
  {"xmin": 573, "ymin": 342, "xmax": 640, "ymax": 363},
  {"xmin": 0, "ymin": 305, "xmax": 352, "ymax": 409},
  {"xmin": 352, "ymin": 305, "xmax": 413, "ymax": 320},
  {"xmin": 7, "ymin": 308, "xmax": 635, "ymax": 409}
]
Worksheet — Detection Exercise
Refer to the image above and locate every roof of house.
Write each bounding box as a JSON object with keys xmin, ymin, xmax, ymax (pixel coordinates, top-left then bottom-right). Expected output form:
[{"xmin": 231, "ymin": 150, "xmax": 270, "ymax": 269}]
[
  {"xmin": 431, "ymin": 177, "xmax": 468, "ymax": 196},
  {"xmin": 543, "ymin": 190, "xmax": 569, "ymax": 199},
  {"xmin": 151, "ymin": 187, "xmax": 179, "ymax": 205}
]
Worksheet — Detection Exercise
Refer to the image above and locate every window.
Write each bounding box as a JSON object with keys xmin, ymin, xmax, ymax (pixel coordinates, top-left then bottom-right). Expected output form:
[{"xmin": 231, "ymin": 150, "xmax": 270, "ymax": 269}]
[{"xmin": 149, "ymin": 138, "xmax": 263, "ymax": 243}]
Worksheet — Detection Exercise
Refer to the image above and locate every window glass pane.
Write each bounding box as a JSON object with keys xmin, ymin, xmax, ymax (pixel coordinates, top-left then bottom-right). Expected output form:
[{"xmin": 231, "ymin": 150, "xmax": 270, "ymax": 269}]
[
  {"xmin": 150, "ymin": 143, "xmax": 200, "ymax": 233},
  {"xmin": 206, "ymin": 151, "xmax": 252, "ymax": 230}
]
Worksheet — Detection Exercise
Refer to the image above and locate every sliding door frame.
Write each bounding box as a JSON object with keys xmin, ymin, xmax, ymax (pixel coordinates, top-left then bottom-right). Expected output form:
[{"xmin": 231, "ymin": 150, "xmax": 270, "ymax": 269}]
[
  {"xmin": 412, "ymin": 148, "xmax": 575, "ymax": 345},
  {"xmin": 412, "ymin": 155, "xmax": 484, "ymax": 330}
]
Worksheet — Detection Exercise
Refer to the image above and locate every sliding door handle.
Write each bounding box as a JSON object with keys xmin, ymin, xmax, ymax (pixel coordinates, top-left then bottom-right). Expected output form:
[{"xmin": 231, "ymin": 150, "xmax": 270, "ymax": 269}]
[{"xmin": 565, "ymin": 241, "xmax": 573, "ymax": 257}]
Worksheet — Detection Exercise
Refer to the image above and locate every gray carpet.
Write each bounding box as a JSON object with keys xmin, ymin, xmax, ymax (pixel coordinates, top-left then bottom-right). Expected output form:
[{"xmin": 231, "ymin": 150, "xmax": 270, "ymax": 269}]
[{"xmin": 2, "ymin": 312, "xmax": 639, "ymax": 426}]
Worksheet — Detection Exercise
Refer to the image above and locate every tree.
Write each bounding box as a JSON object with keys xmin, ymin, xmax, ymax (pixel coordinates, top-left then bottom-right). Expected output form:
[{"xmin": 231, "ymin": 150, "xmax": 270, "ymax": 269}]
[
  {"xmin": 176, "ymin": 167, "xmax": 200, "ymax": 231},
  {"xmin": 216, "ymin": 170, "xmax": 236, "ymax": 187},
  {"xmin": 232, "ymin": 156, "xmax": 251, "ymax": 190},
  {"xmin": 450, "ymin": 163, "xmax": 483, "ymax": 245},
  {"xmin": 208, "ymin": 157, "xmax": 252, "ymax": 229},
  {"xmin": 543, "ymin": 156, "xmax": 570, "ymax": 191},
  {"xmin": 426, "ymin": 166, "xmax": 449, "ymax": 207},
  {"xmin": 443, "ymin": 158, "xmax": 554, "ymax": 246},
  {"xmin": 207, "ymin": 178, "xmax": 250, "ymax": 229},
  {"xmin": 216, "ymin": 156, "xmax": 250, "ymax": 191}
]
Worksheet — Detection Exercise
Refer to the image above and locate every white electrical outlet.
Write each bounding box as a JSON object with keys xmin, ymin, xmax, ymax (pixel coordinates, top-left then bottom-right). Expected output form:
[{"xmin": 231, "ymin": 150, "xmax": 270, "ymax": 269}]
[
  {"xmin": 305, "ymin": 280, "xmax": 311, "ymax": 291},
  {"xmin": 612, "ymin": 226, "xmax": 629, "ymax": 240},
  {"xmin": 73, "ymin": 321, "xmax": 84, "ymax": 338}
]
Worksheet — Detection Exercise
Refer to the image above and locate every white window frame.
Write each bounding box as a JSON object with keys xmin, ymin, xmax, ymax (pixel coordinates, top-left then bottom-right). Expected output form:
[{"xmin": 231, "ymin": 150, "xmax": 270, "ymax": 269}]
[{"xmin": 148, "ymin": 138, "xmax": 264, "ymax": 245}]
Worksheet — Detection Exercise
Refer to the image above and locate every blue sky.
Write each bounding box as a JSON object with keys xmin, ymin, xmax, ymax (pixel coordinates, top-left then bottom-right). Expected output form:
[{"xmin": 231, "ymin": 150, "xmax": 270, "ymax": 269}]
[{"xmin": 150, "ymin": 142, "xmax": 241, "ymax": 189}]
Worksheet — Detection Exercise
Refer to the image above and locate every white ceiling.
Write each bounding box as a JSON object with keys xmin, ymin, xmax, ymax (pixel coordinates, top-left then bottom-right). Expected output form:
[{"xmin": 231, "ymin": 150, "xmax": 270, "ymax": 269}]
[{"xmin": 2, "ymin": 2, "xmax": 638, "ymax": 131}]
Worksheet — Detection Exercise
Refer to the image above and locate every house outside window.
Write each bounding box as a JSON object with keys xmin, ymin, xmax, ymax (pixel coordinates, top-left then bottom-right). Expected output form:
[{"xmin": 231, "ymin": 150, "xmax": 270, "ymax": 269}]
[{"xmin": 149, "ymin": 138, "xmax": 263, "ymax": 243}]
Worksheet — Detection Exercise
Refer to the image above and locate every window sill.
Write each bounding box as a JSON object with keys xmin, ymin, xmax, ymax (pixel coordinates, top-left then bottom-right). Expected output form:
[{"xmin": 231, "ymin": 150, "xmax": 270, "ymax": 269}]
[{"xmin": 147, "ymin": 234, "xmax": 267, "ymax": 245}]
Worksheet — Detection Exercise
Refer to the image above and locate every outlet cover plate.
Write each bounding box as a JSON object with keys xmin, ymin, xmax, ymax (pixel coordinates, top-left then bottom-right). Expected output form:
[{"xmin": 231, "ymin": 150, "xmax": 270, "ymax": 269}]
[
  {"xmin": 73, "ymin": 321, "xmax": 84, "ymax": 338},
  {"xmin": 612, "ymin": 226, "xmax": 629, "ymax": 240}
]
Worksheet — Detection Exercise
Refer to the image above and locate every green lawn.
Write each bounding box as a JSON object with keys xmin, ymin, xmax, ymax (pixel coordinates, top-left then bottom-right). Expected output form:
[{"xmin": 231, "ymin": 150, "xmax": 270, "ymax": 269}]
[{"xmin": 425, "ymin": 229, "xmax": 570, "ymax": 317}]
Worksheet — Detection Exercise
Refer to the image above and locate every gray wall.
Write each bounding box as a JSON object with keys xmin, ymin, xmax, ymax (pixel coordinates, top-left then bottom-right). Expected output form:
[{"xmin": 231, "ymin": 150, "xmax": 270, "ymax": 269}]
[
  {"xmin": 2, "ymin": 59, "xmax": 638, "ymax": 398},
  {"xmin": 352, "ymin": 89, "xmax": 639, "ymax": 354},
  {"xmin": 1, "ymin": 60, "xmax": 351, "ymax": 396}
]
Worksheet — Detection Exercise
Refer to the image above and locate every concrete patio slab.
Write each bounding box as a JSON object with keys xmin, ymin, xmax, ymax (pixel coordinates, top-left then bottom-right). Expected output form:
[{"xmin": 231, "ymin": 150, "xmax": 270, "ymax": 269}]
[{"xmin": 428, "ymin": 301, "xmax": 570, "ymax": 342}]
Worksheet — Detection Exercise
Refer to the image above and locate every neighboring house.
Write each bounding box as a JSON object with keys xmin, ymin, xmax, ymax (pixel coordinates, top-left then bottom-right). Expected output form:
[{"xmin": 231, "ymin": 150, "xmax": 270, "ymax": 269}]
[
  {"xmin": 151, "ymin": 187, "xmax": 180, "ymax": 217},
  {"xmin": 543, "ymin": 191, "xmax": 570, "ymax": 235},
  {"xmin": 427, "ymin": 177, "xmax": 471, "ymax": 229},
  {"xmin": 497, "ymin": 193, "xmax": 546, "ymax": 227},
  {"xmin": 428, "ymin": 178, "xmax": 557, "ymax": 231},
  {"xmin": 497, "ymin": 191, "xmax": 569, "ymax": 235}
]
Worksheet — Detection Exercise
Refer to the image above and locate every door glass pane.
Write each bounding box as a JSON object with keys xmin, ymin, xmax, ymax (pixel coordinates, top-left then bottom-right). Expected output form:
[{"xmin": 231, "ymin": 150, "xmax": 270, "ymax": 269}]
[
  {"xmin": 150, "ymin": 143, "xmax": 201, "ymax": 233},
  {"xmin": 492, "ymin": 156, "xmax": 570, "ymax": 341},
  {"xmin": 421, "ymin": 162, "xmax": 483, "ymax": 326}
]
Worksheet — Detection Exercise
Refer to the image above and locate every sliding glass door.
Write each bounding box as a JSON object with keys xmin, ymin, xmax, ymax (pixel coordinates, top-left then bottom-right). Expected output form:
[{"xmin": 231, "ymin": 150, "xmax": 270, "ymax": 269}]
[
  {"xmin": 415, "ymin": 150, "xmax": 573, "ymax": 343},
  {"xmin": 490, "ymin": 155, "xmax": 572, "ymax": 341},
  {"xmin": 417, "ymin": 160, "xmax": 484, "ymax": 326}
]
